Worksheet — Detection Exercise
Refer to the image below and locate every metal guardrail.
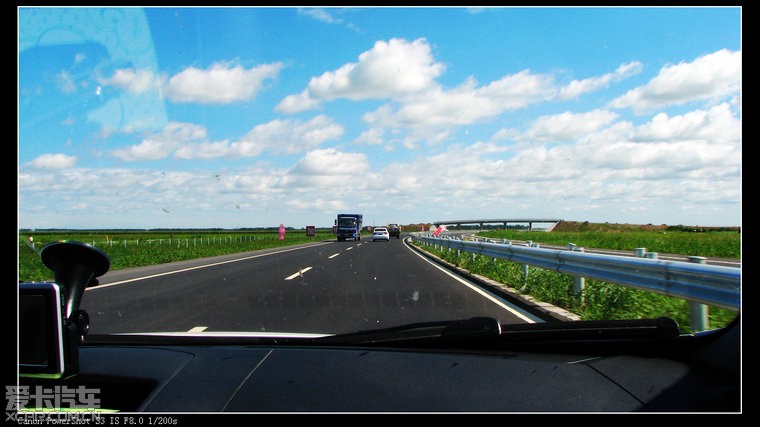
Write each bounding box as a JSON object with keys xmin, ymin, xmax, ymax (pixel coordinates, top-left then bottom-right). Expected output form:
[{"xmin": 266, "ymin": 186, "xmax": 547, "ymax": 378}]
[{"xmin": 411, "ymin": 234, "xmax": 741, "ymax": 330}]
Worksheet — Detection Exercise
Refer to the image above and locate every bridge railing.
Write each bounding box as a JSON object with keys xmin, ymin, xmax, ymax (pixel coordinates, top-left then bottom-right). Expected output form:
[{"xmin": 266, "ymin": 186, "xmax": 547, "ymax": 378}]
[{"xmin": 411, "ymin": 233, "xmax": 741, "ymax": 332}]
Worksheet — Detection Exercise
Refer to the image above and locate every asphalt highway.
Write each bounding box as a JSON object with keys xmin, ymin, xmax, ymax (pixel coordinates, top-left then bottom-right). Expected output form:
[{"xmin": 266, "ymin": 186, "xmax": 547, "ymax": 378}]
[{"xmin": 81, "ymin": 236, "xmax": 542, "ymax": 335}]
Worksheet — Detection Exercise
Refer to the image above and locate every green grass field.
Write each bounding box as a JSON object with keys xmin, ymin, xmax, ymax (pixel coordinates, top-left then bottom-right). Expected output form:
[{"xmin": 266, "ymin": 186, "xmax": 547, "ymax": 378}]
[
  {"xmin": 478, "ymin": 224, "xmax": 740, "ymax": 258},
  {"xmin": 18, "ymin": 229, "xmax": 337, "ymax": 282}
]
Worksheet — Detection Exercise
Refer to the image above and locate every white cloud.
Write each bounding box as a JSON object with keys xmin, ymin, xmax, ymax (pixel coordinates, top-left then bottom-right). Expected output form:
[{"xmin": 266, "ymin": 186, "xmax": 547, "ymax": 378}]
[
  {"xmin": 353, "ymin": 127, "xmax": 385, "ymax": 146},
  {"xmin": 163, "ymin": 61, "xmax": 284, "ymax": 104},
  {"xmin": 609, "ymin": 49, "xmax": 741, "ymax": 113},
  {"xmin": 270, "ymin": 148, "xmax": 371, "ymax": 193},
  {"xmin": 280, "ymin": 41, "xmax": 644, "ymax": 148},
  {"xmin": 558, "ymin": 61, "xmax": 642, "ymax": 100},
  {"xmin": 232, "ymin": 115, "xmax": 344, "ymax": 157},
  {"xmin": 275, "ymin": 90, "xmax": 322, "ymax": 114},
  {"xmin": 290, "ymin": 148, "xmax": 368, "ymax": 176},
  {"xmin": 630, "ymin": 103, "xmax": 741, "ymax": 144},
  {"xmin": 520, "ymin": 109, "xmax": 619, "ymax": 143},
  {"xmin": 174, "ymin": 140, "xmax": 232, "ymax": 160},
  {"xmin": 112, "ymin": 122, "xmax": 207, "ymax": 161},
  {"xmin": 362, "ymin": 71, "xmax": 556, "ymax": 143},
  {"xmin": 286, "ymin": 198, "xmax": 348, "ymax": 212},
  {"xmin": 298, "ymin": 8, "xmax": 342, "ymax": 24},
  {"xmin": 25, "ymin": 153, "xmax": 77, "ymax": 170},
  {"xmin": 111, "ymin": 116, "xmax": 343, "ymax": 161},
  {"xmin": 277, "ymin": 38, "xmax": 444, "ymax": 111}
]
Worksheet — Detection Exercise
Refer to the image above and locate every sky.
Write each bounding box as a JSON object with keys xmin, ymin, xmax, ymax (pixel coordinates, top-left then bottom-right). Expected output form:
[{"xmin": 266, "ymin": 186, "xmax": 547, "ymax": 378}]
[{"xmin": 17, "ymin": 6, "xmax": 742, "ymax": 230}]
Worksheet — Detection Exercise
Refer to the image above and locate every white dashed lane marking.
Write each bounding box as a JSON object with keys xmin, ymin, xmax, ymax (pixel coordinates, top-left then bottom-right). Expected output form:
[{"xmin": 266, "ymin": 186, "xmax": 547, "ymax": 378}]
[{"xmin": 285, "ymin": 267, "xmax": 313, "ymax": 281}]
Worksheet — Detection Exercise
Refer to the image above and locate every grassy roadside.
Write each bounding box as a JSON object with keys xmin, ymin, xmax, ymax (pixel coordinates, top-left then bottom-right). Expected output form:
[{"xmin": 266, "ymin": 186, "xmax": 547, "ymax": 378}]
[
  {"xmin": 18, "ymin": 229, "xmax": 339, "ymax": 282},
  {"xmin": 478, "ymin": 228, "xmax": 740, "ymax": 259},
  {"xmin": 413, "ymin": 222, "xmax": 740, "ymax": 331}
]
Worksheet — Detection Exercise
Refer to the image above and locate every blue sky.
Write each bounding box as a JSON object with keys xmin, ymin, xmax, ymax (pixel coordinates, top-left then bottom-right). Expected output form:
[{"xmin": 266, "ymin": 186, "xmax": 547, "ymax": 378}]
[{"xmin": 18, "ymin": 6, "xmax": 742, "ymax": 229}]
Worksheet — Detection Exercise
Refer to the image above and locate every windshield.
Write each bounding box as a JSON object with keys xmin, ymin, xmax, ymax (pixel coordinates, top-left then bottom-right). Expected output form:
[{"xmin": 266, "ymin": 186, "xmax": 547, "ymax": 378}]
[{"xmin": 18, "ymin": 6, "xmax": 741, "ymax": 339}]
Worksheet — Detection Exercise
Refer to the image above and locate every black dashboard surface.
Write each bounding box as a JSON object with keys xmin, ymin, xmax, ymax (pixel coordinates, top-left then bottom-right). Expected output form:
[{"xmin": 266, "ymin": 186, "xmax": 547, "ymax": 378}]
[{"xmin": 21, "ymin": 324, "xmax": 740, "ymax": 414}]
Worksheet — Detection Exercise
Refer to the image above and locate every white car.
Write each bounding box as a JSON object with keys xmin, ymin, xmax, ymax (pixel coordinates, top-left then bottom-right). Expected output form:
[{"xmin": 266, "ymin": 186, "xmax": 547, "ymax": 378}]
[{"xmin": 372, "ymin": 227, "xmax": 390, "ymax": 241}]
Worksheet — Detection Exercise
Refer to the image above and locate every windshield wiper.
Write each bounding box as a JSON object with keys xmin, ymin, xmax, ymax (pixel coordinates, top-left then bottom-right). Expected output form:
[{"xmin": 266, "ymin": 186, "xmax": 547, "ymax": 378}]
[
  {"xmin": 497, "ymin": 316, "xmax": 680, "ymax": 342},
  {"xmin": 314, "ymin": 316, "xmax": 680, "ymax": 346},
  {"xmin": 314, "ymin": 317, "xmax": 502, "ymax": 345},
  {"xmin": 83, "ymin": 317, "xmax": 681, "ymax": 348}
]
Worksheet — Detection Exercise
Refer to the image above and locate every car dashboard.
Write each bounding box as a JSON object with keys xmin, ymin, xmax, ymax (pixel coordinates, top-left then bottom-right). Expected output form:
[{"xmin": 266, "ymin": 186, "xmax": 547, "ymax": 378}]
[{"xmin": 17, "ymin": 320, "xmax": 740, "ymax": 414}]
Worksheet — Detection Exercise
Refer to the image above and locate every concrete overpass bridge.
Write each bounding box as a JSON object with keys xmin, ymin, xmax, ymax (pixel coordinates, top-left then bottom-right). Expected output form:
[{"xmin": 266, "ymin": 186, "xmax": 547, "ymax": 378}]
[{"xmin": 432, "ymin": 218, "xmax": 564, "ymax": 231}]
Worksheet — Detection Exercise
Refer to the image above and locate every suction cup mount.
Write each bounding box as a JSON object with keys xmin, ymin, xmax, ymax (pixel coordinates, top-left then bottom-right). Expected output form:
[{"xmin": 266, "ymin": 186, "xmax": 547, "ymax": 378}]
[{"xmin": 40, "ymin": 240, "xmax": 111, "ymax": 320}]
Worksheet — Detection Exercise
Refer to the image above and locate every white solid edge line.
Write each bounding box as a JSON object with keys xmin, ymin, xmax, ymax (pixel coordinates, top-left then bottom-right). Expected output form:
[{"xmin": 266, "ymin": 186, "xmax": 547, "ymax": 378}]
[{"xmin": 403, "ymin": 239, "xmax": 539, "ymax": 323}]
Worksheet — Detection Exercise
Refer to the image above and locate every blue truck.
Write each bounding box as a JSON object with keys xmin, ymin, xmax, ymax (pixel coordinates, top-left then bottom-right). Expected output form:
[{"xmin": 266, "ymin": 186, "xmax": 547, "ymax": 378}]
[{"xmin": 335, "ymin": 213, "xmax": 363, "ymax": 241}]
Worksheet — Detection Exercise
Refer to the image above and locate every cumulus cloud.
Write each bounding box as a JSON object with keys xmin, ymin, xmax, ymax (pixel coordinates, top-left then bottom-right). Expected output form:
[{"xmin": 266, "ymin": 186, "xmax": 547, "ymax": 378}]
[
  {"xmin": 558, "ymin": 61, "xmax": 643, "ymax": 100},
  {"xmin": 276, "ymin": 38, "xmax": 444, "ymax": 113},
  {"xmin": 174, "ymin": 140, "xmax": 232, "ymax": 160},
  {"xmin": 111, "ymin": 116, "xmax": 343, "ymax": 161},
  {"xmin": 285, "ymin": 198, "xmax": 349, "ymax": 212},
  {"xmin": 631, "ymin": 103, "xmax": 741, "ymax": 144},
  {"xmin": 358, "ymin": 59, "xmax": 643, "ymax": 148},
  {"xmin": 279, "ymin": 38, "xmax": 644, "ymax": 148},
  {"xmin": 112, "ymin": 122, "xmax": 207, "ymax": 161},
  {"xmin": 231, "ymin": 115, "xmax": 344, "ymax": 157},
  {"xmin": 518, "ymin": 109, "xmax": 620, "ymax": 143},
  {"xmin": 24, "ymin": 153, "xmax": 77, "ymax": 170},
  {"xmin": 361, "ymin": 71, "xmax": 557, "ymax": 143},
  {"xmin": 163, "ymin": 61, "xmax": 284, "ymax": 104},
  {"xmin": 608, "ymin": 49, "xmax": 741, "ymax": 113},
  {"xmin": 275, "ymin": 148, "xmax": 370, "ymax": 191},
  {"xmin": 274, "ymin": 90, "xmax": 322, "ymax": 115},
  {"xmin": 99, "ymin": 62, "xmax": 283, "ymax": 104},
  {"xmin": 353, "ymin": 127, "xmax": 385, "ymax": 146},
  {"xmin": 290, "ymin": 148, "xmax": 368, "ymax": 176}
]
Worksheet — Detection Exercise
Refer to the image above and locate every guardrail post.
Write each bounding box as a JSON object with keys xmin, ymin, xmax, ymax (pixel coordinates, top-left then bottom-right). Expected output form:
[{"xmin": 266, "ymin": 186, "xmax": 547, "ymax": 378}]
[
  {"xmin": 520, "ymin": 241, "xmax": 534, "ymax": 280},
  {"xmin": 571, "ymin": 246, "xmax": 586, "ymax": 305},
  {"xmin": 688, "ymin": 256, "xmax": 709, "ymax": 333}
]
